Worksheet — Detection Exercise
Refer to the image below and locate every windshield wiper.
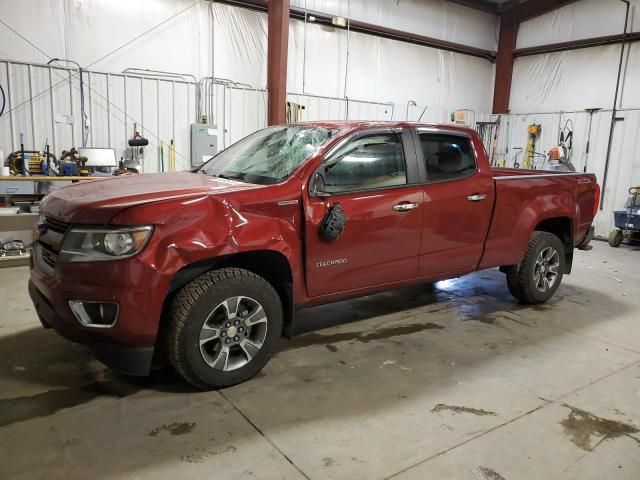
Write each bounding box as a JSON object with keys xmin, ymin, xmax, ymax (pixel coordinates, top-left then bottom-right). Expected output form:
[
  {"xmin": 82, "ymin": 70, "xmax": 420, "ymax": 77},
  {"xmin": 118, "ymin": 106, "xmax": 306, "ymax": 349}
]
[{"xmin": 217, "ymin": 172, "xmax": 247, "ymax": 182}]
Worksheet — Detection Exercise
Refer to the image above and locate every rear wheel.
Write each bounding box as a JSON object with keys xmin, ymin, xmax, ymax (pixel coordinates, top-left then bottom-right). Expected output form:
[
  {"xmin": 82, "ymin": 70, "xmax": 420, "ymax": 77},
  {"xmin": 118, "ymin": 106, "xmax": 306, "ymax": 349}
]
[
  {"xmin": 506, "ymin": 231, "xmax": 565, "ymax": 304},
  {"xmin": 608, "ymin": 229, "xmax": 624, "ymax": 247},
  {"xmin": 166, "ymin": 268, "xmax": 283, "ymax": 389}
]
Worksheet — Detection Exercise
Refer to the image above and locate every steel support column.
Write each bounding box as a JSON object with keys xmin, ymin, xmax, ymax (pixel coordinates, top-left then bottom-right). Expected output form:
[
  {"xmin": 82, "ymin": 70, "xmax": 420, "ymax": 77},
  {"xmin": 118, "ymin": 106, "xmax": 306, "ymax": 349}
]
[
  {"xmin": 267, "ymin": 0, "xmax": 289, "ymax": 125},
  {"xmin": 492, "ymin": 0, "xmax": 580, "ymax": 114},
  {"xmin": 492, "ymin": 11, "xmax": 516, "ymax": 114}
]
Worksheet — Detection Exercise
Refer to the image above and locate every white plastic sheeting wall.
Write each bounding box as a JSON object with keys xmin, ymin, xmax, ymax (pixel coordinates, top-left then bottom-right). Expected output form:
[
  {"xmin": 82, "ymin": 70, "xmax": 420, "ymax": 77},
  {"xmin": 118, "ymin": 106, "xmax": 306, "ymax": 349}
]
[
  {"xmin": 290, "ymin": 0, "xmax": 499, "ymax": 51},
  {"xmin": 213, "ymin": 3, "xmax": 496, "ymax": 123},
  {"xmin": 1, "ymin": 0, "xmax": 496, "ymax": 166},
  {"xmin": 0, "ymin": 0, "xmax": 212, "ymax": 76},
  {"xmin": 510, "ymin": 43, "xmax": 640, "ymax": 113},
  {"xmin": 517, "ymin": 0, "xmax": 640, "ymax": 49}
]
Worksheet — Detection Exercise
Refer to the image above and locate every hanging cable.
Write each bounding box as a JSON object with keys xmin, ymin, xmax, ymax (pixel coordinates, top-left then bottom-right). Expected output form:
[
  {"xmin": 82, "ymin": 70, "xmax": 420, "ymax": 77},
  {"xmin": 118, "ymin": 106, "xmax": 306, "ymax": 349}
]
[
  {"xmin": 302, "ymin": 0, "xmax": 308, "ymax": 94},
  {"xmin": 85, "ymin": 0, "xmax": 202, "ymax": 70},
  {"xmin": 0, "ymin": 83, "xmax": 6, "ymax": 117},
  {"xmin": 0, "ymin": 0, "xmax": 203, "ymax": 121},
  {"xmin": 601, "ymin": 0, "xmax": 630, "ymax": 209},
  {"xmin": 0, "ymin": 18, "xmax": 52, "ymax": 60}
]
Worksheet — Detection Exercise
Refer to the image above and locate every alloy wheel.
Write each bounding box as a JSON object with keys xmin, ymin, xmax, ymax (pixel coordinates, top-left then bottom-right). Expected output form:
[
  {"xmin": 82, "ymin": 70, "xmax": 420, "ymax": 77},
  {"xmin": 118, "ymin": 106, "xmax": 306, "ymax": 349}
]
[
  {"xmin": 533, "ymin": 247, "xmax": 560, "ymax": 293},
  {"xmin": 198, "ymin": 296, "xmax": 268, "ymax": 371}
]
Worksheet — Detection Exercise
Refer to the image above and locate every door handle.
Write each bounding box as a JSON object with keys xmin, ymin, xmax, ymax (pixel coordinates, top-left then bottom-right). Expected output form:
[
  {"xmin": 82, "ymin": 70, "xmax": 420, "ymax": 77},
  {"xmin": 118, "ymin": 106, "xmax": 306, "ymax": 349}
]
[
  {"xmin": 467, "ymin": 193, "xmax": 487, "ymax": 202},
  {"xmin": 393, "ymin": 202, "xmax": 419, "ymax": 212}
]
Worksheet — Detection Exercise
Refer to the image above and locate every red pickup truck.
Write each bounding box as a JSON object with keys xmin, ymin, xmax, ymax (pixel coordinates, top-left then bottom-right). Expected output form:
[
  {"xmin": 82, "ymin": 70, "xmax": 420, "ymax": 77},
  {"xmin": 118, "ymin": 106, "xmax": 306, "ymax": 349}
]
[{"xmin": 29, "ymin": 122, "xmax": 599, "ymax": 389}]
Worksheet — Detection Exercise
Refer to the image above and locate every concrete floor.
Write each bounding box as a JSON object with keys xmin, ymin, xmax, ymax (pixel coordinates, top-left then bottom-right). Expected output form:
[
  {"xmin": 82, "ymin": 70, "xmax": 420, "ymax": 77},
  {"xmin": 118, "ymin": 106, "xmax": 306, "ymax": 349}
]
[{"xmin": 1, "ymin": 241, "xmax": 639, "ymax": 480}]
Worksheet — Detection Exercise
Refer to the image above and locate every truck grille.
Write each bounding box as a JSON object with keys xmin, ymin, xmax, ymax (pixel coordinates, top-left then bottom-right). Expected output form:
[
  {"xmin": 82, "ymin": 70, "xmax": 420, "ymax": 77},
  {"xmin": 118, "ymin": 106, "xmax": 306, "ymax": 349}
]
[
  {"xmin": 40, "ymin": 243, "xmax": 59, "ymax": 268},
  {"xmin": 36, "ymin": 216, "xmax": 70, "ymax": 274},
  {"xmin": 44, "ymin": 216, "xmax": 70, "ymax": 234}
]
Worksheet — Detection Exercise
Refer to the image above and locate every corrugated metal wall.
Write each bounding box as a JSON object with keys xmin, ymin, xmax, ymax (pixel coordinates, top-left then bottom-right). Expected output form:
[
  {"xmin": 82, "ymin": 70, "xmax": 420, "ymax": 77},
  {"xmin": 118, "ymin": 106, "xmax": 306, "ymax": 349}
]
[
  {"xmin": 0, "ymin": 60, "xmax": 197, "ymax": 173},
  {"xmin": 1, "ymin": 60, "xmax": 396, "ymax": 173}
]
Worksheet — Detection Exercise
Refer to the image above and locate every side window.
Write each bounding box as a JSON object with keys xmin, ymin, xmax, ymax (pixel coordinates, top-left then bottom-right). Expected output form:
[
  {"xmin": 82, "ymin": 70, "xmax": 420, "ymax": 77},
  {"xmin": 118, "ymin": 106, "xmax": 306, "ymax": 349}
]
[
  {"xmin": 418, "ymin": 133, "xmax": 476, "ymax": 182},
  {"xmin": 323, "ymin": 133, "xmax": 407, "ymax": 194}
]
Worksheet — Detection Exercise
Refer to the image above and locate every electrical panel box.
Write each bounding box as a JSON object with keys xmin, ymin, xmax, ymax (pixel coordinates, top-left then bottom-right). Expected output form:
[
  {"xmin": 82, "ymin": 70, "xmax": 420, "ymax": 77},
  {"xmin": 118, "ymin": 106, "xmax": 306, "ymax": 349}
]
[
  {"xmin": 452, "ymin": 110, "xmax": 471, "ymax": 126},
  {"xmin": 190, "ymin": 124, "xmax": 218, "ymax": 168}
]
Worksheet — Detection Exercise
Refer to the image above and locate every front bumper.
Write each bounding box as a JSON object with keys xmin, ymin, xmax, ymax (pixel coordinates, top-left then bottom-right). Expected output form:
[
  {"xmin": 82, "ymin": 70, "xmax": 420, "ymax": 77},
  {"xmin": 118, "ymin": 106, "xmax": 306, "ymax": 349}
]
[{"xmin": 29, "ymin": 250, "xmax": 170, "ymax": 376}]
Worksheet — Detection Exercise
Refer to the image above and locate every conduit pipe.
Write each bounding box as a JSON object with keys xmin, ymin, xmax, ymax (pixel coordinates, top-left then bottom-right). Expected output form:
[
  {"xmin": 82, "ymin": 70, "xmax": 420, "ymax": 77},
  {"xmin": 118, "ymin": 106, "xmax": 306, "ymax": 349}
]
[{"xmin": 600, "ymin": 0, "xmax": 630, "ymax": 209}]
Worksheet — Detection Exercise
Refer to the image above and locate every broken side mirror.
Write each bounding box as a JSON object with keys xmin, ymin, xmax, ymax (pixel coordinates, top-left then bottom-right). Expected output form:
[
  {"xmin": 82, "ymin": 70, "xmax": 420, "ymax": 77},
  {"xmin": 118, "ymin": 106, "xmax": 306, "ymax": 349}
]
[{"xmin": 320, "ymin": 203, "xmax": 346, "ymax": 241}]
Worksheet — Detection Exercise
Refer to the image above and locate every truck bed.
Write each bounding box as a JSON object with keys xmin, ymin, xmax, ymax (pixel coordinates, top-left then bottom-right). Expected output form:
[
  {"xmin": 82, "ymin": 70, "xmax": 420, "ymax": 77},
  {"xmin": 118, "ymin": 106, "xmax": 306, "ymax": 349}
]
[{"xmin": 479, "ymin": 168, "xmax": 598, "ymax": 270}]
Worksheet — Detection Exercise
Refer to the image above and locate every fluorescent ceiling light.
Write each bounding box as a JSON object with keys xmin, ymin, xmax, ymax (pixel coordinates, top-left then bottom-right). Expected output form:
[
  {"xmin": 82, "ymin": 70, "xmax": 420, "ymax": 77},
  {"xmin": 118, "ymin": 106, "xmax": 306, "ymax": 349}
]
[{"xmin": 332, "ymin": 16, "xmax": 347, "ymax": 27}]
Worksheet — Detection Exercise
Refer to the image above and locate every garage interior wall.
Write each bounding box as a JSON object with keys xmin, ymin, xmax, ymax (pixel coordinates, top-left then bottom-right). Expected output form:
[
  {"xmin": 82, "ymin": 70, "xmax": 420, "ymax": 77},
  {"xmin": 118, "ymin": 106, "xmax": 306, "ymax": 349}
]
[
  {"xmin": 0, "ymin": 0, "xmax": 497, "ymax": 172},
  {"xmin": 2, "ymin": 0, "xmax": 632, "ymax": 237},
  {"xmin": 494, "ymin": 0, "xmax": 640, "ymax": 236}
]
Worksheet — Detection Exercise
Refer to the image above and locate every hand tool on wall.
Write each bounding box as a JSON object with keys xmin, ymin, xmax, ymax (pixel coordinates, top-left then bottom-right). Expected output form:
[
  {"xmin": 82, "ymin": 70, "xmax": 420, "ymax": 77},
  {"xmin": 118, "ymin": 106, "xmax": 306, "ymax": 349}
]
[
  {"xmin": 169, "ymin": 139, "xmax": 175, "ymax": 172},
  {"xmin": 160, "ymin": 141, "xmax": 165, "ymax": 172},
  {"xmin": 582, "ymin": 108, "xmax": 601, "ymax": 172},
  {"xmin": 127, "ymin": 123, "xmax": 148, "ymax": 173},
  {"xmin": 489, "ymin": 115, "xmax": 501, "ymax": 166},
  {"xmin": 523, "ymin": 123, "xmax": 541, "ymax": 169}
]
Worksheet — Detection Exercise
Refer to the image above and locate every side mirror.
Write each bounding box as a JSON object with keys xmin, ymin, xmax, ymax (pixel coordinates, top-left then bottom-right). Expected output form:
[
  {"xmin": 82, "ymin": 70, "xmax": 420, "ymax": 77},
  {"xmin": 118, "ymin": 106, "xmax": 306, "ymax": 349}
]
[
  {"xmin": 311, "ymin": 171, "xmax": 331, "ymax": 198},
  {"xmin": 320, "ymin": 203, "xmax": 346, "ymax": 241}
]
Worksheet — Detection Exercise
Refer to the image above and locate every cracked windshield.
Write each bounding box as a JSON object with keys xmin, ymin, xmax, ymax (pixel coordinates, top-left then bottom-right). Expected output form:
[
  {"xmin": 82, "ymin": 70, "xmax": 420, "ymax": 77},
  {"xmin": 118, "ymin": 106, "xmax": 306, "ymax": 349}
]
[{"xmin": 199, "ymin": 125, "xmax": 336, "ymax": 184}]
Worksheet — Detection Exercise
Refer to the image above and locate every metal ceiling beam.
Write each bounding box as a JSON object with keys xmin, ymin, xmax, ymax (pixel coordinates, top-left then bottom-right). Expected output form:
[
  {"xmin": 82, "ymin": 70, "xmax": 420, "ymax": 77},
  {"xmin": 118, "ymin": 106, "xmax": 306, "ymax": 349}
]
[
  {"xmin": 511, "ymin": 0, "xmax": 580, "ymax": 22},
  {"xmin": 214, "ymin": 0, "xmax": 496, "ymax": 60},
  {"xmin": 443, "ymin": 0, "xmax": 499, "ymax": 14},
  {"xmin": 514, "ymin": 31, "xmax": 640, "ymax": 56}
]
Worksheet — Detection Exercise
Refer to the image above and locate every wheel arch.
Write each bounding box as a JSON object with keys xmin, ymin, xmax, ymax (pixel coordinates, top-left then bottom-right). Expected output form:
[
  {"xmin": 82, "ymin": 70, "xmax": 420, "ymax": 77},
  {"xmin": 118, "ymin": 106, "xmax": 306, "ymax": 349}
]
[
  {"xmin": 534, "ymin": 216, "xmax": 573, "ymax": 273},
  {"xmin": 160, "ymin": 250, "xmax": 295, "ymax": 341}
]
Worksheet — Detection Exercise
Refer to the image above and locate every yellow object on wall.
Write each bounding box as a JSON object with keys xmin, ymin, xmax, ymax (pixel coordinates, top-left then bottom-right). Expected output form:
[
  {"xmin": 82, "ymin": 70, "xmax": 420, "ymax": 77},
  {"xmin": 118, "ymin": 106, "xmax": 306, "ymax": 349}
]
[{"xmin": 523, "ymin": 123, "xmax": 541, "ymax": 169}]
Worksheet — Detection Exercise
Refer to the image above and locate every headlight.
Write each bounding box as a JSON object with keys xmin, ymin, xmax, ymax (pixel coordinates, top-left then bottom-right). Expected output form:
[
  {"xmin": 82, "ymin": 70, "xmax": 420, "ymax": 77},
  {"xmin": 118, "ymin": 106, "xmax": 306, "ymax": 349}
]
[{"xmin": 58, "ymin": 226, "xmax": 152, "ymax": 262}]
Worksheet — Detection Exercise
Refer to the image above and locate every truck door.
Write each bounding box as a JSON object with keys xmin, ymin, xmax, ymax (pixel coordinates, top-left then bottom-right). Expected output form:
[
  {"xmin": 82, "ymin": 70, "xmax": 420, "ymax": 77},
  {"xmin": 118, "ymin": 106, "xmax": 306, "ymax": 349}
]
[
  {"xmin": 414, "ymin": 129, "xmax": 494, "ymax": 276},
  {"xmin": 304, "ymin": 129, "xmax": 424, "ymax": 297}
]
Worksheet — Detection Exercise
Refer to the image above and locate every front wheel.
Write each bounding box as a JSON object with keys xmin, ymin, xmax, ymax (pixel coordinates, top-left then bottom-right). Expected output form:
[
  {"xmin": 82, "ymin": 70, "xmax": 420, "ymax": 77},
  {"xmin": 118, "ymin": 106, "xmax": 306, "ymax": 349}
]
[
  {"xmin": 506, "ymin": 231, "xmax": 565, "ymax": 304},
  {"xmin": 165, "ymin": 268, "xmax": 283, "ymax": 389}
]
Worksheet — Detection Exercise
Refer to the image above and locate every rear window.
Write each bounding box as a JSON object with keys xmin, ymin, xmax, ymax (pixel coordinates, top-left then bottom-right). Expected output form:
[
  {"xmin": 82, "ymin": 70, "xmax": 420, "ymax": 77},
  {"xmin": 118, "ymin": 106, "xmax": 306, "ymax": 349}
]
[{"xmin": 418, "ymin": 133, "xmax": 476, "ymax": 182}]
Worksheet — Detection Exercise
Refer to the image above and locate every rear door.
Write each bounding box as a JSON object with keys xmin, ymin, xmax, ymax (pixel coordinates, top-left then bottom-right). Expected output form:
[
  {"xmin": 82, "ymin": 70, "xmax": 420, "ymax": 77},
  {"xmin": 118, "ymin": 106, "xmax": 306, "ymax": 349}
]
[
  {"xmin": 304, "ymin": 128, "xmax": 424, "ymax": 297},
  {"xmin": 414, "ymin": 129, "xmax": 494, "ymax": 276}
]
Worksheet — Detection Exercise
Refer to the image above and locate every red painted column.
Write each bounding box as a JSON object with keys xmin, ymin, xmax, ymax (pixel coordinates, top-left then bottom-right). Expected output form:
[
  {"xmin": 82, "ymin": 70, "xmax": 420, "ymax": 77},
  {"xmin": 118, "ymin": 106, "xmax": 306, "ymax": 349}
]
[
  {"xmin": 267, "ymin": 0, "xmax": 289, "ymax": 125},
  {"xmin": 492, "ymin": 11, "xmax": 517, "ymax": 114}
]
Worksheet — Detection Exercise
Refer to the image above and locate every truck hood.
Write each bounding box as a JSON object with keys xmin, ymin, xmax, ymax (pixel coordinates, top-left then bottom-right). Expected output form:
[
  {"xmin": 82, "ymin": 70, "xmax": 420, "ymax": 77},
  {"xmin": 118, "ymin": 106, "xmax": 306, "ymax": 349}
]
[{"xmin": 42, "ymin": 172, "xmax": 260, "ymax": 224}]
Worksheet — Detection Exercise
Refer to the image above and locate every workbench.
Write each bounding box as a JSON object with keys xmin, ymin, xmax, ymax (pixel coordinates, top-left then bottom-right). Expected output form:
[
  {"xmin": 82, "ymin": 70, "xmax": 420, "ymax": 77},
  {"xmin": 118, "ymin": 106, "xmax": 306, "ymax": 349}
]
[
  {"xmin": 0, "ymin": 176, "xmax": 108, "ymax": 267},
  {"xmin": 0, "ymin": 176, "xmax": 106, "ymax": 196}
]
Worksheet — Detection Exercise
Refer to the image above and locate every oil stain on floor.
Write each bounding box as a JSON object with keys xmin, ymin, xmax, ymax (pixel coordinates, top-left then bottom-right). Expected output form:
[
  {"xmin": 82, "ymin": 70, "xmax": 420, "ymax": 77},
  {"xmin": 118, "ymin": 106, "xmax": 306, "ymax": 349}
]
[
  {"xmin": 472, "ymin": 466, "xmax": 506, "ymax": 480},
  {"xmin": 283, "ymin": 322, "xmax": 445, "ymax": 353},
  {"xmin": 146, "ymin": 422, "xmax": 196, "ymax": 437},
  {"xmin": 560, "ymin": 404, "xmax": 639, "ymax": 451},
  {"xmin": 431, "ymin": 404, "xmax": 497, "ymax": 417}
]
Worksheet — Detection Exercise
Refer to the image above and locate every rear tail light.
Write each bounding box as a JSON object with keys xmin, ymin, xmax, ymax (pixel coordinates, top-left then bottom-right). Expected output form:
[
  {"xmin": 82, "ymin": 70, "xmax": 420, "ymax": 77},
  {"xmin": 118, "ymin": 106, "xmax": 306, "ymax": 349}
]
[
  {"xmin": 593, "ymin": 183, "xmax": 601, "ymax": 215},
  {"xmin": 69, "ymin": 301, "xmax": 119, "ymax": 328}
]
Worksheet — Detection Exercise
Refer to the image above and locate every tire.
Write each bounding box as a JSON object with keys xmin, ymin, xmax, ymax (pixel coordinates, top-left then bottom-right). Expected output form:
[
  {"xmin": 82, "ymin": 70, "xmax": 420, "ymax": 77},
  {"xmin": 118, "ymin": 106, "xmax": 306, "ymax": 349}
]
[
  {"xmin": 165, "ymin": 268, "xmax": 283, "ymax": 390},
  {"xmin": 506, "ymin": 231, "xmax": 565, "ymax": 305},
  {"xmin": 608, "ymin": 229, "xmax": 624, "ymax": 248}
]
